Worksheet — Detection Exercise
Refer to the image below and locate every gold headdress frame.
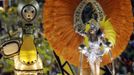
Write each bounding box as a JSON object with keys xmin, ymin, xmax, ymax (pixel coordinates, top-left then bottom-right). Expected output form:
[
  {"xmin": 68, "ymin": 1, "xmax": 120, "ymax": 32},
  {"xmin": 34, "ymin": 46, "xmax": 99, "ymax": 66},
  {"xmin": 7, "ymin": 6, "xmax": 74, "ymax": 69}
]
[{"xmin": 74, "ymin": 0, "xmax": 104, "ymax": 35}]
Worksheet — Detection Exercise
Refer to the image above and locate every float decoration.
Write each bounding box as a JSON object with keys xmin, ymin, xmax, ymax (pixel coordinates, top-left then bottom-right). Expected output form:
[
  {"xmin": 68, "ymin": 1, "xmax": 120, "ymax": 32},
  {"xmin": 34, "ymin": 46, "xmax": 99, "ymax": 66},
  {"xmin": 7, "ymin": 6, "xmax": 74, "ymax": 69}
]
[{"xmin": 44, "ymin": 0, "xmax": 133, "ymax": 70}]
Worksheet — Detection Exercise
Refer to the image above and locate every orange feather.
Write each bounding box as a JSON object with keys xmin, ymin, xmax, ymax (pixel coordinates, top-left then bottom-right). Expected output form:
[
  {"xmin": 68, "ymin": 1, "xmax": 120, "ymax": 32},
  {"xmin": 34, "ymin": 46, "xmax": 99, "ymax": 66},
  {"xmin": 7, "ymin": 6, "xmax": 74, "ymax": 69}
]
[{"xmin": 43, "ymin": 0, "xmax": 133, "ymax": 68}]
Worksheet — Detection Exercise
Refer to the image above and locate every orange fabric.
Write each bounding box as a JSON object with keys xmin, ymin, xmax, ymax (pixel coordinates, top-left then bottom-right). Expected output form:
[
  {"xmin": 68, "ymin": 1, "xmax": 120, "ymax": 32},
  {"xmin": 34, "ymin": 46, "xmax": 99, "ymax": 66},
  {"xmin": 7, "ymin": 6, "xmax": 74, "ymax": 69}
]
[{"xmin": 43, "ymin": 0, "xmax": 133, "ymax": 68}]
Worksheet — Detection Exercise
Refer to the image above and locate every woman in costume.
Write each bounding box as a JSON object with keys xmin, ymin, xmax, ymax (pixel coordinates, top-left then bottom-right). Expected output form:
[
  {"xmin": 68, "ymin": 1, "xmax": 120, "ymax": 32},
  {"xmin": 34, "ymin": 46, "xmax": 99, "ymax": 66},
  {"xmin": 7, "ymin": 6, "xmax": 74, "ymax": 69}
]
[{"xmin": 43, "ymin": 0, "xmax": 133, "ymax": 74}]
